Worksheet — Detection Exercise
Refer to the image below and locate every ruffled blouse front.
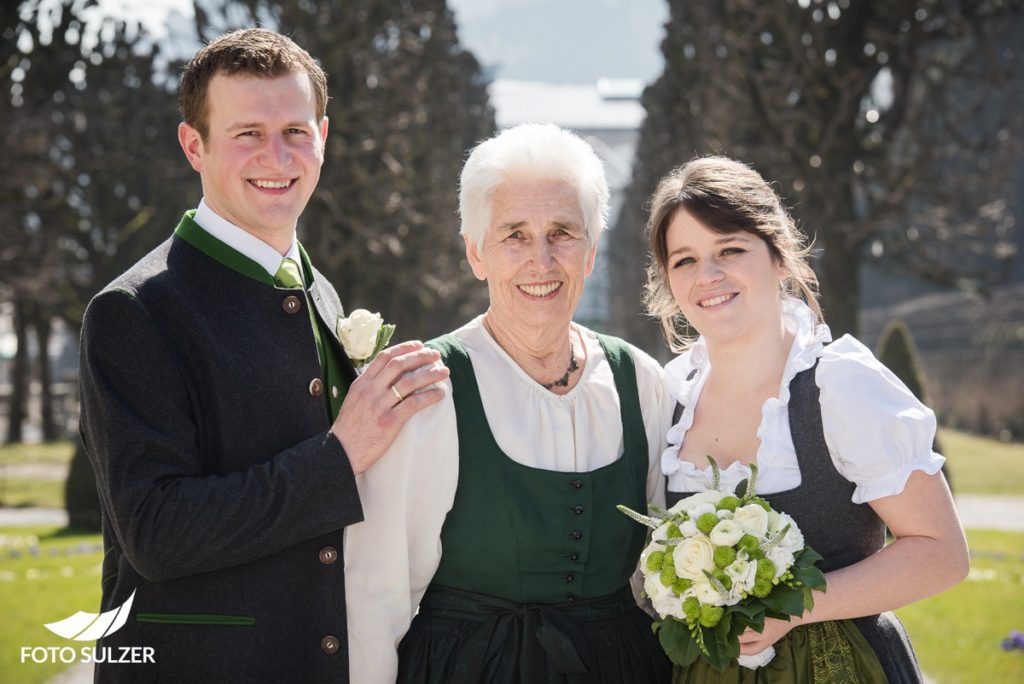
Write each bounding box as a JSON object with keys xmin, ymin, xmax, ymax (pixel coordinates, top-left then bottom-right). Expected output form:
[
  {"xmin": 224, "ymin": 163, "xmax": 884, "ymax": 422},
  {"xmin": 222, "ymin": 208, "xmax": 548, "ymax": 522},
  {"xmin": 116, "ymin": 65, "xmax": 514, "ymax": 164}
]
[{"xmin": 662, "ymin": 298, "xmax": 945, "ymax": 503}]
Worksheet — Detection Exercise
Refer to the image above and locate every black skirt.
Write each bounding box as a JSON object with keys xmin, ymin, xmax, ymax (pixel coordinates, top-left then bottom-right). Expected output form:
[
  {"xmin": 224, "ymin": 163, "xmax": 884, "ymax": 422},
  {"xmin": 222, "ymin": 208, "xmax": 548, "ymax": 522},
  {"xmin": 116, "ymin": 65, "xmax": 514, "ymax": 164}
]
[{"xmin": 397, "ymin": 585, "xmax": 671, "ymax": 684}]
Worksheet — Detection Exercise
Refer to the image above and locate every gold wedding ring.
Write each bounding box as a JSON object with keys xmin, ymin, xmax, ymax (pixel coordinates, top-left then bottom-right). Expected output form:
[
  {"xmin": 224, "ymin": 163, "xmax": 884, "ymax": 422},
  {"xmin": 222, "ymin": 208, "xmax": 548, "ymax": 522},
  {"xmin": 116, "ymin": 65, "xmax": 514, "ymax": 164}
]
[{"xmin": 390, "ymin": 384, "xmax": 404, "ymax": 403}]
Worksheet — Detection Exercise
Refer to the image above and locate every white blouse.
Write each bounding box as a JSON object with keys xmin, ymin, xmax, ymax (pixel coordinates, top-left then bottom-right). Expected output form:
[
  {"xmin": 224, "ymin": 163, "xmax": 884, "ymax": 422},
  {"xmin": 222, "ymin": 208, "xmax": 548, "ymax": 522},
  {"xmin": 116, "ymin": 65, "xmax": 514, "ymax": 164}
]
[
  {"xmin": 344, "ymin": 316, "xmax": 673, "ymax": 684},
  {"xmin": 663, "ymin": 298, "xmax": 945, "ymax": 504}
]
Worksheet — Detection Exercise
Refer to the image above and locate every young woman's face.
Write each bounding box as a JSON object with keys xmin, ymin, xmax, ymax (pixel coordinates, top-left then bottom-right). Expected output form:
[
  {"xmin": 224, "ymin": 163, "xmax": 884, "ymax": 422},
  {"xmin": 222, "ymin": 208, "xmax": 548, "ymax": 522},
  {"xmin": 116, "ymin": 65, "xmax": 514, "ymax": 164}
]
[{"xmin": 664, "ymin": 209, "xmax": 785, "ymax": 345}]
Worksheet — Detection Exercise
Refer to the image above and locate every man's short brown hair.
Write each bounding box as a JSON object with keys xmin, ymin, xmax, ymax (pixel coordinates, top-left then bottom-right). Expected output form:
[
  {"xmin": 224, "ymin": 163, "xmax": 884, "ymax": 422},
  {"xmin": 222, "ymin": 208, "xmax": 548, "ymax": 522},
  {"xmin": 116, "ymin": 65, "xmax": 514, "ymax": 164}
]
[{"xmin": 179, "ymin": 28, "xmax": 328, "ymax": 140}]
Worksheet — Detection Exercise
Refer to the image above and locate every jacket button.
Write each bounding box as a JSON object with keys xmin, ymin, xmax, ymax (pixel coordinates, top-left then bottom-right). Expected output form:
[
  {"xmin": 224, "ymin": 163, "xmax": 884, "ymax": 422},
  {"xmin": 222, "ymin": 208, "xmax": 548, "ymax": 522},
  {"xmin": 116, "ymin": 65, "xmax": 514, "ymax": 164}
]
[
  {"xmin": 321, "ymin": 635, "xmax": 339, "ymax": 654},
  {"xmin": 569, "ymin": 529, "xmax": 582, "ymax": 540},
  {"xmin": 282, "ymin": 295, "xmax": 302, "ymax": 314},
  {"xmin": 569, "ymin": 479, "xmax": 582, "ymax": 489},
  {"xmin": 566, "ymin": 573, "xmax": 575, "ymax": 582},
  {"xmin": 309, "ymin": 378, "xmax": 324, "ymax": 397},
  {"xmin": 319, "ymin": 546, "xmax": 338, "ymax": 564},
  {"xmin": 569, "ymin": 552, "xmax": 579, "ymax": 561},
  {"xmin": 572, "ymin": 505, "xmax": 584, "ymax": 515},
  {"xmin": 566, "ymin": 595, "xmax": 576, "ymax": 603}
]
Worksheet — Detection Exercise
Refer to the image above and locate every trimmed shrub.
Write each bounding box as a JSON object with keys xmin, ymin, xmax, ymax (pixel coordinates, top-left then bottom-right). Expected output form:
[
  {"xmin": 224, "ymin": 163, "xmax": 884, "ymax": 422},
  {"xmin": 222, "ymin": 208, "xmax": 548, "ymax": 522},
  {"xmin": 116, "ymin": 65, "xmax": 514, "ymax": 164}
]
[{"xmin": 64, "ymin": 434, "xmax": 101, "ymax": 531}]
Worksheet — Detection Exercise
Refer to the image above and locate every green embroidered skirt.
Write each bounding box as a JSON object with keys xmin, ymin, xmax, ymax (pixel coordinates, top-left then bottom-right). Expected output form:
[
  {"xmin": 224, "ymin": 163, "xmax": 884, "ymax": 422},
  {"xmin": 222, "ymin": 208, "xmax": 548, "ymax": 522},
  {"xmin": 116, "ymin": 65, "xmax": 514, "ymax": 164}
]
[{"xmin": 671, "ymin": 620, "xmax": 888, "ymax": 684}]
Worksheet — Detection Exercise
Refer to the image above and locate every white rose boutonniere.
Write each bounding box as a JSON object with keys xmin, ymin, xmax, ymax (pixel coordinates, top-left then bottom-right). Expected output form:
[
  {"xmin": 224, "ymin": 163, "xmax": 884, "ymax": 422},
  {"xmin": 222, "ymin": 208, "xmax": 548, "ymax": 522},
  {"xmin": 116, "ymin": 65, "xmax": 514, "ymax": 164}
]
[{"xmin": 336, "ymin": 309, "xmax": 396, "ymax": 370}]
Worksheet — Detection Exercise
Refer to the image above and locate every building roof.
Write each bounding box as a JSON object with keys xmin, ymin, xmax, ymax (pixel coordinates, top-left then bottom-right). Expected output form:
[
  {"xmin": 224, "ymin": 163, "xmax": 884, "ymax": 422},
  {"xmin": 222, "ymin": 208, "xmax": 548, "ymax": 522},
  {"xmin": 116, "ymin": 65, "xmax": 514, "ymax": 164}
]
[{"xmin": 489, "ymin": 79, "xmax": 646, "ymax": 130}]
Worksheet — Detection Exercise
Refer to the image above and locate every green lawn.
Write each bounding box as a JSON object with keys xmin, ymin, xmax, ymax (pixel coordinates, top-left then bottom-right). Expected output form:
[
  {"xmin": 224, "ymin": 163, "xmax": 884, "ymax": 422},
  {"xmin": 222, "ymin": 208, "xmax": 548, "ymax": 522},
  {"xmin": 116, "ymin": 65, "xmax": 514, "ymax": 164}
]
[
  {"xmin": 0, "ymin": 441, "xmax": 75, "ymax": 509},
  {"xmin": 941, "ymin": 430, "xmax": 1024, "ymax": 496},
  {"xmin": 0, "ymin": 430, "xmax": 1019, "ymax": 683},
  {"xmin": 0, "ymin": 525, "xmax": 103, "ymax": 684},
  {"xmin": 2, "ymin": 525, "xmax": 1021, "ymax": 684},
  {"xmin": 899, "ymin": 529, "xmax": 1024, "ymax": 684},
  {"xmin": 0, "ymin": 442, "xmax": 76, "ymax": 465}
]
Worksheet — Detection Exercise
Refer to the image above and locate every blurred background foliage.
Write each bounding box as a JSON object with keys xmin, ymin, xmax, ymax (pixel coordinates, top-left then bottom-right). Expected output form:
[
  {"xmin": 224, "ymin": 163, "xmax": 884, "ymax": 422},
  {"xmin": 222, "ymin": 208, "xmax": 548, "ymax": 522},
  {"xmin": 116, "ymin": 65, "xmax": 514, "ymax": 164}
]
[{"xmin": 1, "ymin": 0, "xmax": 1022, "ymax": 454}]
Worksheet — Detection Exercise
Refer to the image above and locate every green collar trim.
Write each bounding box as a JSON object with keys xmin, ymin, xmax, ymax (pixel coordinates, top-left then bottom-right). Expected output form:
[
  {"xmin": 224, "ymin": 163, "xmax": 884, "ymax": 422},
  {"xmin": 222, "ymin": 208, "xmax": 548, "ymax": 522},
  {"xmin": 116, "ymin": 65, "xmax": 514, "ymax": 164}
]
[
  {"xmin": 173, "ymin": 211, "xmax": 276, "ymax": 286},
  {"xmin": 297, "ymin": 240, "xmax": 317, "ymax": 286}
]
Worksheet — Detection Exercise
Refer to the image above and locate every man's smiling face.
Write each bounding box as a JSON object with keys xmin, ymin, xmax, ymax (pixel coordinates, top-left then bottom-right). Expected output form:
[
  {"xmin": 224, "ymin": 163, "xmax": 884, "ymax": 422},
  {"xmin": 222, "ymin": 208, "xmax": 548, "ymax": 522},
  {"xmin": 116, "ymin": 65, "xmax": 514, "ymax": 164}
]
[{"xmin": 178, "ymin": 70, "xmax": 328, "ymax": 246}]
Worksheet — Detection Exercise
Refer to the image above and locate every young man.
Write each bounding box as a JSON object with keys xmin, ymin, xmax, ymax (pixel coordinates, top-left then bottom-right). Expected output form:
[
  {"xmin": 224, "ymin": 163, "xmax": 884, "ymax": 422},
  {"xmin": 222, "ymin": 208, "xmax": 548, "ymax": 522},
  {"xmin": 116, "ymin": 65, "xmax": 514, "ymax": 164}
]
[{"xmin": 78, "ymin": 28, "xmax": 447, "ymax": 682}]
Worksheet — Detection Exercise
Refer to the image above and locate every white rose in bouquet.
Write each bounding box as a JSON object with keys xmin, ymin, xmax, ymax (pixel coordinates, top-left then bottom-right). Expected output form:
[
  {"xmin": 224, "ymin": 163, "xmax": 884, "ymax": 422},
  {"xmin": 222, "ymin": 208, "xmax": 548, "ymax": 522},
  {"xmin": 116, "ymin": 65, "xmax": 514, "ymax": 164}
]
[
  {"xmin": 645, "ymin": 573, "xmax": 686, "ymax": 620},
  {"xmin": 709, "ymin": 519, "xmax": 744, "ymax": 547},
  {"xmin": 668, "ymin": 490, "xmax": 724, "ymax": 515},
  {"xmin": 673, "ymin": 535, "xmax": 716, "ymax": 580},
  {"xmin": 771, "ymin": 512, "xmax": 805, "ymax": 552},
  {"xmin": 691, "ymin": 577, "xmax": 728, "ymax": 606},
  {"xmin": 734, "ymin": 503, "xmax": 769, "ymax": 538}
]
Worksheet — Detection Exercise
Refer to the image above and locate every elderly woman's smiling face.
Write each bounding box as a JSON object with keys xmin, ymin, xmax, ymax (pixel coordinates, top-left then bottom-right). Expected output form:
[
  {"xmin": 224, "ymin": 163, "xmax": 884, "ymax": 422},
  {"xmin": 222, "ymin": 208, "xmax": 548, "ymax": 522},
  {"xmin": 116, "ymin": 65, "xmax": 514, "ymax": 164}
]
[{"xmin": 466, "ymin": 177, "xmax": 596, "ymax": 333}]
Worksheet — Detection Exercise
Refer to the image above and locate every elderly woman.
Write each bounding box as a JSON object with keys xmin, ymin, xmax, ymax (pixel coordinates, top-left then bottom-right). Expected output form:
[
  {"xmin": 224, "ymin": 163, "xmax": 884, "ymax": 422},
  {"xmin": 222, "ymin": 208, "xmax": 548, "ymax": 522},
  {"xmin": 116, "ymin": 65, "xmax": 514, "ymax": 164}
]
[
  {"xmin": 344, "ymin": 124, "xmax": 672, "ymax": 683},
  {"xmin": 646, "ymin": 156, "xmax": 968, "ymax": 682}
]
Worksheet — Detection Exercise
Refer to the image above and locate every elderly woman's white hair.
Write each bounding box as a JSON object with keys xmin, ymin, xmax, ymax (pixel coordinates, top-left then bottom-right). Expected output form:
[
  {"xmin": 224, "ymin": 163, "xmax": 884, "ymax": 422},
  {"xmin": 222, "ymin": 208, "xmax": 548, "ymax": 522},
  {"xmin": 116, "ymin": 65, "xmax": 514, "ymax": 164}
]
[{"xmin": 459, "ymin": 123, "xmax": 610, "ymax": 248}]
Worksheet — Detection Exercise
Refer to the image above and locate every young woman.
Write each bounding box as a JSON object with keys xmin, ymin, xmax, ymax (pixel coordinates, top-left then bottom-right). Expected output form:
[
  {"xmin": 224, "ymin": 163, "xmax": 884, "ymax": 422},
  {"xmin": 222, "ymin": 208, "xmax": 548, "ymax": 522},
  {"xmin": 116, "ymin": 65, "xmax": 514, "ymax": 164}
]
[{"xmin": 645, "ymin": 157, "xmax": 968, "ymax": 683}]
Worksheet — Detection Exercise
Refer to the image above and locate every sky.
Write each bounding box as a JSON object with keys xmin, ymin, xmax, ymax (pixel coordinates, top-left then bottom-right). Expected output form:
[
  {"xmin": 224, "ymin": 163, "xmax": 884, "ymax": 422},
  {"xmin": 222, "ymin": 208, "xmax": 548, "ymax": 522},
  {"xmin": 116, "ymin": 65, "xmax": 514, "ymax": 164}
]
[{"xmin": 97, "ymin": 0, "xmax": 669, "ymax": 85}]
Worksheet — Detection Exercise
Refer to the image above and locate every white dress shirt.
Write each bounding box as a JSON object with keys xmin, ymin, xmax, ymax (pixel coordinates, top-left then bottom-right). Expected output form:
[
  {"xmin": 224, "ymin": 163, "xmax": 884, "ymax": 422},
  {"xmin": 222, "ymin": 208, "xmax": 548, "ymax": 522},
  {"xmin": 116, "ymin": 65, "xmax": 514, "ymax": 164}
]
[
  {"xmin": 344, "ymin": 316, "xmax": 673, "ymax": 683},
  {"xmin": 662, "ymin": 298, "xmax": 946, "ymax": 503},
  {"xmin": 194, "ymin": 198, "xmax": 303, "ymax": 283}
]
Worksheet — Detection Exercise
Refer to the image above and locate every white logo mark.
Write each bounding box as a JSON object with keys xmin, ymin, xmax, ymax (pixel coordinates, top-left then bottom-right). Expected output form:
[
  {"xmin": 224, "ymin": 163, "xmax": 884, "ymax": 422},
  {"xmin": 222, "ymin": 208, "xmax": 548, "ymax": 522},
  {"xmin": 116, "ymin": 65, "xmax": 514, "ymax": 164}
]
[{"xmin": 44, "ymin": 590, "xmax": 137, "ymax": 641}]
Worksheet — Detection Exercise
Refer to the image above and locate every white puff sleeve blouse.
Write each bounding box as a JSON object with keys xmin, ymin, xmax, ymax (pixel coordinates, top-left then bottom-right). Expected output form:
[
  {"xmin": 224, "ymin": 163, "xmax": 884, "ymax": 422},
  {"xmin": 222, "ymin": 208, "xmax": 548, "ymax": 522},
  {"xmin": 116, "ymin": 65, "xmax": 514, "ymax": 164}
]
[{"xmin": 663, "ymin": 298, "xmax": 945, "ymax": 504}]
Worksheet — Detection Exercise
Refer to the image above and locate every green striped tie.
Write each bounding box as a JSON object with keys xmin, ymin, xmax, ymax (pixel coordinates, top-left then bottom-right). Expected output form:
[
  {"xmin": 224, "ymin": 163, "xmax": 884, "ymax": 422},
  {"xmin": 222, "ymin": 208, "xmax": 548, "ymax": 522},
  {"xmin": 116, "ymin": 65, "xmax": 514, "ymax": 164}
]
[{"xmin": 274, "ymin": 258, "xmax": 304, "ymax": 289}]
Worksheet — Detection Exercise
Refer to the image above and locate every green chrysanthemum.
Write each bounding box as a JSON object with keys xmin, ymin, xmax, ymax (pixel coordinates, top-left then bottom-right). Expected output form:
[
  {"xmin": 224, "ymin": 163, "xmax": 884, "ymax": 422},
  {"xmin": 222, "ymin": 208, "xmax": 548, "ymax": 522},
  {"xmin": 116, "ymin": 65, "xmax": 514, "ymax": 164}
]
[
  {"xmin": 699, "ymin": 604, "xmax": 725, "ymax": 628},
  {"xmin": 683, "ymin": 596, "xmax": 701, "ymax": 622},
  {"xmin": 717, "ymin": 495, "xmax": 741, "ymax": 512},
  {"xmin": 646, "ymin": 550, "xmax": 666, "ymax": 572},
  {"xmin": 738, "ymin": 534, "xmax": 761, "ymax": 555},
  {"xmin": 713, "ymin": 546, "xmax": 737, "ymax": 568},
  {"xmin": 696, "ymin": 513, "xmax": 719, "ymax": 535},
  {"xmin": 756, "ymin": 558, "xmax": 776, "ymax": 581},
  {"xmin": 660, "ymin": 562, "xmax": 677, "ymax": 587}
]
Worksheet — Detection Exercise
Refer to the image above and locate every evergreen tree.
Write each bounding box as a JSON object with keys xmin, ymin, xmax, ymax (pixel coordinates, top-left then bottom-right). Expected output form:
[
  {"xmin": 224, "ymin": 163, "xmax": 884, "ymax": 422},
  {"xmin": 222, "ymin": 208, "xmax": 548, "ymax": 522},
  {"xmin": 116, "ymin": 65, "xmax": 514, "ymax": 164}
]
[
  {"xmin": 4, "ymin": 0, "xmax": 189, "ymax": 520},
  {"xmin": 612, "ymin": 0, "xmax": 1023, "ymax": 349},
  {"xmin": 3, "ymin": 1, "xmax": 189, "ymax": 328},
  {"xmin": 195, "ymin": 0, "xmax": 496, "ymax": 340},
  {"xmin": 876, "ymin": 319, "xmax": 928, "ymax": 401}
]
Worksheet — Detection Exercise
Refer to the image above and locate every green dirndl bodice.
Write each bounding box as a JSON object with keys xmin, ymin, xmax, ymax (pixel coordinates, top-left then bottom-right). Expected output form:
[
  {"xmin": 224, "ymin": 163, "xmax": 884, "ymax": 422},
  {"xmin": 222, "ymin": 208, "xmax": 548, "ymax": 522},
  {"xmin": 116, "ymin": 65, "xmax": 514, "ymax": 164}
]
[{"xmin": 397, "ymin": 332, "xmax": 671, "ymax": 683}]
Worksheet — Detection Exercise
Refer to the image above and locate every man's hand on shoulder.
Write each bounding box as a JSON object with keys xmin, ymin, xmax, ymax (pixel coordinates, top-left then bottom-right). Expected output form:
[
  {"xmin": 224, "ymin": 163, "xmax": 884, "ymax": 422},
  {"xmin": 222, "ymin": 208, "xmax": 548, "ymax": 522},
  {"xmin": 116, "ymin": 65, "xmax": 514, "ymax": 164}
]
[{"xmin": 331, "ymin": 340, "xmax": 449, "ymax": 474}]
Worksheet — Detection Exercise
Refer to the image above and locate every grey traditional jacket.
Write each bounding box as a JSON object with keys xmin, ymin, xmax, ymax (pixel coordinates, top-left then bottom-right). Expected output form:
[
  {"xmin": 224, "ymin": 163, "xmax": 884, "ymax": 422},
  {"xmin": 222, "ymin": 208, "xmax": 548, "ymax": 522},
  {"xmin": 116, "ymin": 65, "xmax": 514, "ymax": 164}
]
[{"xmin": 79, "ymin": 213, "xmax": 363, "ymax": 682}]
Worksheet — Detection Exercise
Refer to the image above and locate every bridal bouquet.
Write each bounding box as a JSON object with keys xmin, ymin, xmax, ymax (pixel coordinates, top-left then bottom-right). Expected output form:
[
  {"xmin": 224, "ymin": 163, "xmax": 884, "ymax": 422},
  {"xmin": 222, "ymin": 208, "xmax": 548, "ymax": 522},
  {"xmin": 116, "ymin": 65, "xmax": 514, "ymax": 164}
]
[{"xmin": 618, "ymin": 458, "xmax": 826, "ymax": 671}]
